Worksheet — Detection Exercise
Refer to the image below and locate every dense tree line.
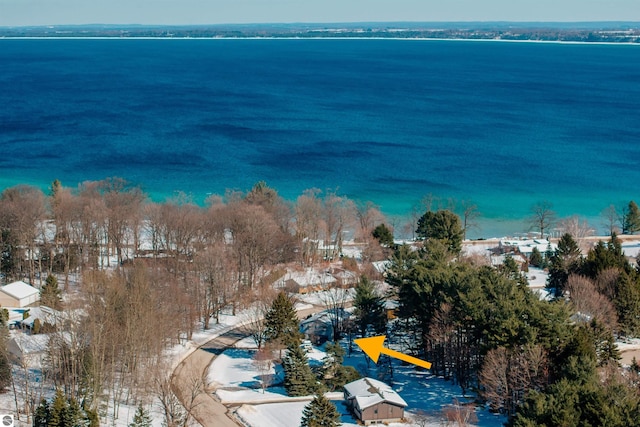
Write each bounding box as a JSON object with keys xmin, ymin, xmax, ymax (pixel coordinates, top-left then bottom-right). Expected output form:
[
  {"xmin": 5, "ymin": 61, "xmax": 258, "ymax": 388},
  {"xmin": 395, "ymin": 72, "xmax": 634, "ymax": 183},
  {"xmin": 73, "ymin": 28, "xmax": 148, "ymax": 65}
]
[
  {"xmin": 5, "ymin": 178, "xmax": 640, "ymax": 425},
  {"xmin": 0, "ymin": 179, "xmax": 390, "ymax": 286},
  {"xmin": 387, "ymin": 210, "xmax": 640, "ymax": 423},
  {"xmin": 547, "ymin": 232, "xmax": 640, "ymax": 336},
  {"xmin": 0, "ymin": 179, "xmax": 391, "ymax": 424}
]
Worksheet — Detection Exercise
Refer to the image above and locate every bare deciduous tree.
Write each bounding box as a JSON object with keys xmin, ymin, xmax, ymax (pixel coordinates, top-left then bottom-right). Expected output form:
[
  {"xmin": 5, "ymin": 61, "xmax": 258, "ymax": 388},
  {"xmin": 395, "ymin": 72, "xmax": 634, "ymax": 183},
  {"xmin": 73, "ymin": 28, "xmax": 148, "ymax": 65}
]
[
  {"xmin": 595, "ymin": 268, "xmax": 620, "ymax": 301},
  {"xmin": 460, "ymin": 200, "xmax": 480, "ymax": 240},
  {"xmin": 601, "ymin": 204, "xmax": 621, "ymax": 236},
  {"xmin": 241, "ymin": 302, "xmax": 271, "ymax": 350},
  {"xmin": 529, "ymin": 201, "xmax": 556, "ymax": 239},
  {"xmin": 322, "ymin": 190, "xmax": 355, "ymax": 260},
  {"xmin": 566, "ymin": 274, "xmax": 618, "ymax": 331},
  {"xmin": 0, "ymin": 185, "xmax": 47, "ymax": 284},
  {"xmin": 480, "ymin": 345, "xmax": 548, "ymax": 417},
  {"xmin": 442, "ymin": 399, "xmax": 478, "ymax": 427},
  {"xmin": 229, "ymin": 203, "xmax": 284, "ymax": 289},
  {"xmin": 557, "ymin": 215, "xmax": 594, "ymax": 239},
  {"xmin": 354, "ymin": 201, "xmax": 385, "ymax": 243},
  {"xmin": 253, "ymin": 347, "xmax": 275, "ymax": 393},
  {"xmin": 295, "ymin": 189, "xmax": 324, "ymax": 266},
  {"xmin": 320, "ymin": 285, "xmax": 351, "ymax": 341},
  {"xmin": 195, "ymin": 242, "xmax": 237, "ymax": 328}
]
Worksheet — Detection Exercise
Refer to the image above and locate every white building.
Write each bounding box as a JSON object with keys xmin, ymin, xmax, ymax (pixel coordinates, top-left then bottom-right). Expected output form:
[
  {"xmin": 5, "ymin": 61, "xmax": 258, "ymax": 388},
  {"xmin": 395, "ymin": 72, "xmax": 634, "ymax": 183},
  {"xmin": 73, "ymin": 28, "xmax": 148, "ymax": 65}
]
[
  {"xmin": 8, "ymin": 333, "xmax": 50, "ymax": 368},
  {"xmin": 0, "ymin": 281, "xmax": 40, "ymax": 308}
]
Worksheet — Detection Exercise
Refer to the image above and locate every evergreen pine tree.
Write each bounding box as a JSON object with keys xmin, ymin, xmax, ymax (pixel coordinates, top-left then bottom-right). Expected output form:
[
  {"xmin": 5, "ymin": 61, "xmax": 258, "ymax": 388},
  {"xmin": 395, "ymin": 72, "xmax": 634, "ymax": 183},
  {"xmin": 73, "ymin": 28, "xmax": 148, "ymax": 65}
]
[
  {"xmin": 0, "ymin": 308, "xmax": 8, "ymax": 327},
  {"xmin": 353, "ymin": 276, "xmax": 387, "ymax": 338},
  {"xmin": 613, "ymin": 271, "xmax": 640, "ymax": 336},
  {"xmin": 84, "ymin": 404, "xmax": 100, "ymax": 427},
  {"xmin": 33, "ymin": 398, "xmax": 50, "ymax": 427},
  {"xmin": 265, "ymin": 291, "xmax": 301, "ymax": 355},
  {"xmin": 300, "ymin": 394, "xmax": 341, "ymax": 427},
  {"xmin": 416, "ymin": 210, "xmax": 463, "ymax": 254},
  {"xmin": 372, "ymin": 224, "xmax": 394, "ymax": 247},
  {"xmin": 623, "ymin": 201, "xmax": 640, "ymax": 234},
  {"xmin": 499, "ymin": 254, "xmax": 527, "ymax": 286},
  {"xmin": 283, "ymin": 344, "xmax": 319, "ymax": 397},
  {"xmin": 321, "ymin": 342, "xmax": 360, "ymax": 391},
  {"xmin": 48, "ymin": 389, "xmax": 67, "ymax": 427},
  {"xmin": 41, "ymin": 274, "xmax": 63, "ymax": 309},
  {"xmin": 581, "ymin": 234, "xmax": 630, "ymax": 279},
  {"xmin": 529, "ymin": 247, "xmax": 544, "ymax": 268},
  {"xmin": 548, "ymin": 233, "xmax": 582, "ymax": 296},
  {"xmin": 0, "ymin": 332, "xmax": 11, "ymax": 391},
  {"xmin": 129, "ymin": 403, "xmax": 153, "ymax": 427},
  {"xmin": 63, "ymin": 397, "xmax": 84, "ymax": 427}
]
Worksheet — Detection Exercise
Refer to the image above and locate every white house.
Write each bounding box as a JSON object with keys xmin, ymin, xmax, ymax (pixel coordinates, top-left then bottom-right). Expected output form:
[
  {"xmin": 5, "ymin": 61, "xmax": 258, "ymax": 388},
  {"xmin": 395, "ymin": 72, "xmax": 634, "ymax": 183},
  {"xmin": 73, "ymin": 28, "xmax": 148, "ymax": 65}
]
[
  {"xmin": 344, "ymin": 377, "xmax": 407, "ymax": 425},
  {"xmin": 0, "ymin": 281, "xmax": 40, "ymax": 308},
  {"xmin": 8, "ymin": 333, "xmax": 50, "ymax": 368}
]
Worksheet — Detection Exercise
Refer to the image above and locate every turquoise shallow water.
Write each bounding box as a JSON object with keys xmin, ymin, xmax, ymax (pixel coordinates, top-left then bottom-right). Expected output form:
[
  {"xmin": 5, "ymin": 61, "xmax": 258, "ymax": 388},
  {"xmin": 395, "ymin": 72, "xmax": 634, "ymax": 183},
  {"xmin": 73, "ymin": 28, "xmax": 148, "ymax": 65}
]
[{"xmin": 1, "ymin": 39, "xmax": 639, "ymax": 238}]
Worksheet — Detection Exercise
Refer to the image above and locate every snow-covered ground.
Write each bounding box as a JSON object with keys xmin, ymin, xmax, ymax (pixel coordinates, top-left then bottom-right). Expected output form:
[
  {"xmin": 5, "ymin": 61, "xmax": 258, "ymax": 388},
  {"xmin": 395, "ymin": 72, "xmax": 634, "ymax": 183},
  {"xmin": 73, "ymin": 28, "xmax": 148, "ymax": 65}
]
[
  {"xmin": 616, "ymin": 338, "xmax": 640, "ymax": 366},
  {"xmin": 0, "ymin": 308, "xmax": 248, "ymax": 427},
  {"xmin": 621, "ymin": 240, "xmax": 640, "ymax": 259},
  {"xmin": 296, "ymin": 288, "xmax": 355, "ymax": 307},
  {"xmin": 208, "ymin": 340, "xmax": 506, "ymax": 427}
]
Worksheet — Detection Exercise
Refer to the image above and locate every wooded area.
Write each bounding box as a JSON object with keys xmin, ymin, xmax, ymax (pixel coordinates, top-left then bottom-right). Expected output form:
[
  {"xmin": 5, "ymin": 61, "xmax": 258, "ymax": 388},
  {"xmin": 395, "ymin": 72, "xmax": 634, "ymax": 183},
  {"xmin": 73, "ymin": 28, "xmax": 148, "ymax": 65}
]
[{"xmin": 2, "ymin": 178, "xmax": 640, "ymax": 426}]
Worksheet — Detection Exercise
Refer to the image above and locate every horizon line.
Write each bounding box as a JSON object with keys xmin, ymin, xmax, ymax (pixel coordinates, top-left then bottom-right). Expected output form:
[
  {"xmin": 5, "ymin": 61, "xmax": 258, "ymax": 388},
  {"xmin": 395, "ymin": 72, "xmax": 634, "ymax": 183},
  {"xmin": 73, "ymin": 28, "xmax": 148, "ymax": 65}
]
[{"xmin": 2, "ymin": 20, "xmax": 640, "ymax": 28}]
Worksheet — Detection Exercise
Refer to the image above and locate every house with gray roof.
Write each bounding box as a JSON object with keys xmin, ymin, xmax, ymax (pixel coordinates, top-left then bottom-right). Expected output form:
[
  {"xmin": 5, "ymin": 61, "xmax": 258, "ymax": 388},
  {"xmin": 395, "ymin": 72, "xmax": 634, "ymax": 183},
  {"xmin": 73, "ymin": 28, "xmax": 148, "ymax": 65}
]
[{"xmin": 343, "ymin": 377, "xmax": 407, "ymax": 425}]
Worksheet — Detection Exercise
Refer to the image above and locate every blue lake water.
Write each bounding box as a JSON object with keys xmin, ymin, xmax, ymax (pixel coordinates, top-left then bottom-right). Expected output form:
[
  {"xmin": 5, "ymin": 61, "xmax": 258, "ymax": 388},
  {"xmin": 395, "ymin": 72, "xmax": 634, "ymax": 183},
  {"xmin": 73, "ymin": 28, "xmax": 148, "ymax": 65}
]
[{"xmin": 1, "ymin": 39, "xmax": 639, "ymax": 237}]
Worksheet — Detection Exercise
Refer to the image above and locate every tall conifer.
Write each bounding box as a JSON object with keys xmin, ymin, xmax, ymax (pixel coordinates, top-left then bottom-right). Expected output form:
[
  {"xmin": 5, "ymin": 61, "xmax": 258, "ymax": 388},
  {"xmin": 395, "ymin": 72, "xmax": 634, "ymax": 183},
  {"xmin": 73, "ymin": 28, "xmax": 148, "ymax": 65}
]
[
  {"xmin": 129, "ymin": 403, "xmax": 153, "ymax": 427},
  {"xmin": 283, "ymin": 344, "xmax": 319, "ymax": 397},
  {"xmin": 623, "ymin": 201, "xmax": 640, "ymax": 234},
  {"xmin": 265, "ymin": 291, "xmax": 301, "ymax": 355},
  {"xmin": 353, "ymin": 276, "xmax": 386, "ymax": 338},
  {"xmin": 41, "ymin": 274, "xmax": 63, "ymax": 309},
  {"xmin": 300, "ymin": 394, "xmax": 341, "ymax": 427},
  {"xmin": 48, "ymin": 389, "xmax": 67, "ymax": 427},
  {"xmin": 33, "ymin": 398, "xmax": 50, "ymax": 427}
]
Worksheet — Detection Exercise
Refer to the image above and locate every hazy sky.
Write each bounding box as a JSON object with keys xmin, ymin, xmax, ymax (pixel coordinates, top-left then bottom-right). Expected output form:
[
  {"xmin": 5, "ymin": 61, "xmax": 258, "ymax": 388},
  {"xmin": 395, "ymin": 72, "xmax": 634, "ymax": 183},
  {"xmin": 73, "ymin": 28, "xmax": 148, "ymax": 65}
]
[{"xmin": 1, "ymin": 0, "xmax": 639, "ymax": 26}]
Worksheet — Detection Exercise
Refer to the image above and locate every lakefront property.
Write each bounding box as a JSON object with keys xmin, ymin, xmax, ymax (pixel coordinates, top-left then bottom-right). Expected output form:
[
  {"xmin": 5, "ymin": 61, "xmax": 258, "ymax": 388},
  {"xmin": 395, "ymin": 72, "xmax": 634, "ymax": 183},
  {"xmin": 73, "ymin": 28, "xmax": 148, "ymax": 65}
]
[
  {"xmin": 1, "ymin": 13, "xmax": 640, "ymax": 426},
  {"xmin": 4, "ymin": 175, "xmax": 640, "ymax": 426}
]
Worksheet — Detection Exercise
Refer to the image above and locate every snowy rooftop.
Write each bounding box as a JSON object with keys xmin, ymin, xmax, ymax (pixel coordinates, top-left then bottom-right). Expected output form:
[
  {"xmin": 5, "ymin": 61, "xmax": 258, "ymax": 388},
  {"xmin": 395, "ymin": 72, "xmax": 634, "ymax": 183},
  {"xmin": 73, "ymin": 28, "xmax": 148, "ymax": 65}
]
[
  {"xmin": 10, "ymin": 332, "xmax": 50, "ymax": 355},
  {"xmin": 1, "ymin": 280, "xmax": 39, "ymax": 299},
  {"xmin": 371, "ymin": 260, "xmax": 391, "ymax": 274},
  {"xmin": 20, "ymin": 306, "xmax": 61, "ymax": 327},
  {"xmin": 279, "ymin": 268, "xmax": 337, "ymax": 288},
  {"xmin": 344, "ymin": 377, "xmax": 407, "ymax": 409},
  {"xmin": 301, "ymin": 308, "xmax": 350, "ymax": 327},
  {"xmin": 500, "ymin": 239, "xmax": 556, "ymax": 254}
]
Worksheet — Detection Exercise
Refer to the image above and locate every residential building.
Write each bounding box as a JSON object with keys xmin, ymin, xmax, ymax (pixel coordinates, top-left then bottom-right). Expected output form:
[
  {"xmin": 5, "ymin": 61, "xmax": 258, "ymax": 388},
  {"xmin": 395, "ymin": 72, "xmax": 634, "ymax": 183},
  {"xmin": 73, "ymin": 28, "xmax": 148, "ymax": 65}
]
[{"xmin": 344, "ymin": 377, "xmax": 407, "ymax": 425}]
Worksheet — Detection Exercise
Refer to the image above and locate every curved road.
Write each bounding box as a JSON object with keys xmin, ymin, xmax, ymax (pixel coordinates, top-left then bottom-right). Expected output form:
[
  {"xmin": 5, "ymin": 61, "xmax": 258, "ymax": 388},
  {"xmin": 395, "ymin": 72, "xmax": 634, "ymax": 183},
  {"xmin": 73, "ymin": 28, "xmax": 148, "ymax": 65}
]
[{"xmin": 171, "ymin": 305, "xmax": 323, "ymax": 427}]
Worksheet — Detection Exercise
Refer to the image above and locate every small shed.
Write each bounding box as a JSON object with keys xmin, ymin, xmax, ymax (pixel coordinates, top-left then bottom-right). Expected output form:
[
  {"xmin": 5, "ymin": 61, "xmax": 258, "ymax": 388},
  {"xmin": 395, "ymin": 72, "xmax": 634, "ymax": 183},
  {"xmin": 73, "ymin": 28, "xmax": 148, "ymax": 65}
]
[
  {"xmin": 383, "ymin": 299, "xmax": 399, "ymax": 320},
  {"xmin": 344, "ymin": 377, "xmax": 407, "ymax": 425},
  {"xmin": 0, "ymin": 281, "xmax": 40, "ymax": 308}
]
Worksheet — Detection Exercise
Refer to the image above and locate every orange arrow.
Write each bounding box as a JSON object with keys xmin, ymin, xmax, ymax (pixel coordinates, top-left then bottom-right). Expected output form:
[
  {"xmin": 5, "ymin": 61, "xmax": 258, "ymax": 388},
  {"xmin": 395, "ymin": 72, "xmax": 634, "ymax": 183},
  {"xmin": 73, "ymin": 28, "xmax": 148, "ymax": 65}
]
[{"xmin": 354, "ymin": 335, "xmax": 432, "ymax": 370}]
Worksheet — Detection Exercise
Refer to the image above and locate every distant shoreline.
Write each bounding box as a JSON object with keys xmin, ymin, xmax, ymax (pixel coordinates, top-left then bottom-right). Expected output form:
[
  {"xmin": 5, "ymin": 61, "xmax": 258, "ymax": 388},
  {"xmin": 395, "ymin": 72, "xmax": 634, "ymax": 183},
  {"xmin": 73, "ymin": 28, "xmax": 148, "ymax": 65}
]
[
  {"xmin": 2, "ymin": 21, "xmax": 639, "ymax": 43},
  {"xmin": 2, "ymin": 36, "xmax": 640, "ymax": 46}
]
